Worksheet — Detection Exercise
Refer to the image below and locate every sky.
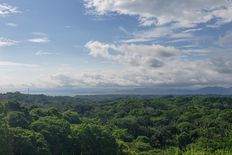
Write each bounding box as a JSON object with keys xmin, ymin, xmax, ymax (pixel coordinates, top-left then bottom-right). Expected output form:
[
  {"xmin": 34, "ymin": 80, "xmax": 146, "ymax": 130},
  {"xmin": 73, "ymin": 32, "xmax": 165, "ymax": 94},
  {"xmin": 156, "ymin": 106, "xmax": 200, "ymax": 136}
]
[{"xmin": 0, "ymin": 0, "xmax": 232, "ymax": 90}]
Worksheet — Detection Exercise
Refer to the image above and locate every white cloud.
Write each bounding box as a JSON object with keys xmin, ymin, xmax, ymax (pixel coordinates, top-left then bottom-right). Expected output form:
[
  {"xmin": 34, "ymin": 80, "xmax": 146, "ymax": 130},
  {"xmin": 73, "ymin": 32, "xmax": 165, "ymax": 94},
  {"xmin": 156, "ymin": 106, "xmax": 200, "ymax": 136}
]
[
  {"xmin": 46, "ymin": 58, "xmax": 232, "ymax": 88},
  {"xmin": 83, "ymin": 40, "xmax": 232, "ymax": 87},
  {"xmin": 120, "ymin": 24, "xmax": 198, "ymax": 45},
  {"xmin": 28, "ymin": 32, "xmax": 50, "ymax": 43},
  {"xmin": 210, "ymin": 52, "xmax": 232, "ymax": 74},
  {"xmin": 86, "ymin": 41, "xmax": 180, "ymax": 68},
  {"xmin": 0, "ymin": 61, "xmax": 39, "ymax": 68},
  {"xmin": 1, "ymin": 53, "xmax": 231, "ymax": 88},
  {"xmin": 51, "ymin": 71, "xmax": 138, "ymax": 87},
  {"xmin": 6, "ymin": 22, "xmax": 17, "ymax": 27},
  {"xmin": 0, "ymin": 38, "xmax": 17, "ymax": 47},
  {"xmin": 32, "ymin": 32, "xmax": 48, "ymax": 36},
  {"xmin": 35, "ymin": 50, "xmax": 58, "ymax": 56},
  {"xmin": 0, "ymin": 3, "xmax": 18, "ymax": 16},
  {"xmin": 84, "ymin": 0, "xmax": 232, "ymax": 27},
  {"xmin": 120, "ymin": 38, "xmax": 153, "ymax": 43},
  {"xmin": 81, "ymin": 0, "xmax": 232, "ymax": 88},
  {"xmin": 1, "ymin": 0, "xmax": 227, "ymax": 89},
  {"xmin": 28, "ymin": 37, "xmax": 50, "ymax": 43}
]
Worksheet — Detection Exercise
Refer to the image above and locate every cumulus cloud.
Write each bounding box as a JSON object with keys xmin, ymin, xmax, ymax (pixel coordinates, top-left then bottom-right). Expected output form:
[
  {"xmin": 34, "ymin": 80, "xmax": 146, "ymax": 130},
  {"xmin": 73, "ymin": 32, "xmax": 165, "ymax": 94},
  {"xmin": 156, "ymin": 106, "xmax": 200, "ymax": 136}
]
[
  {"xmin": 84, "ymin": 0, "xmax": 232, "ymax": 27},
  {"xmin": 86, "ymin": 41, "xmax": 180, "ymax": 68},
  {"xmin": 210, "ymin": 52, "xmax": 232, "ymax": 74},
  {"xmin": 47, "ymin": 59, "xmax": 232, "ymax": 88},
  {"xmin": 80, "ymin": 0, "xmax": 232, "ymax": 88},
  {"xmin": 51, "ymin": 71, "xmax": 138, "ymax": 87},
  {"xmin": 83, "ymin": 0, "xmax": 232, "ymax": 51},
  {"xmin": 0, "ymin": 38, "xmax": 17, "ymax": 47},
  {"xmin": 83, "ymin": 40, "xmax": 232, "ymax": 87},
  {"xmin": 2, "ymin": 54, "xmax": 231, "ymax": 88},
  {"xmin": 0, "ymin": 3, "xmax": 18, "ymax": 16}
]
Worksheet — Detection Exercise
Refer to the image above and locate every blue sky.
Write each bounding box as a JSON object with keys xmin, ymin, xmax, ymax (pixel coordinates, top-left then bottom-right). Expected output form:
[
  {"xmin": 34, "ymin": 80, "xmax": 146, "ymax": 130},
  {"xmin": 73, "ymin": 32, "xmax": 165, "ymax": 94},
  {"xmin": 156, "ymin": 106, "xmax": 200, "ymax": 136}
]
[{"xmin": 0, "ymin": 0, "xmax": 232, "ymax": 89}]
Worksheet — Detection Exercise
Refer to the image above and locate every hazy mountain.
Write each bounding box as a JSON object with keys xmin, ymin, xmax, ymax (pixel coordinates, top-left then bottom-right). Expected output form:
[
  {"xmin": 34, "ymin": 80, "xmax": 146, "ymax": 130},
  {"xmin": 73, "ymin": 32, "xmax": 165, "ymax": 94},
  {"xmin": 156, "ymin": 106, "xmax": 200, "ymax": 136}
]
[
  {"xmin": 122, "ymin": 87, "xmax": 232, "ymax": 95},
  {"xmin": 3, "ymin": 87, "xmax": 232, "ymax": 96}
]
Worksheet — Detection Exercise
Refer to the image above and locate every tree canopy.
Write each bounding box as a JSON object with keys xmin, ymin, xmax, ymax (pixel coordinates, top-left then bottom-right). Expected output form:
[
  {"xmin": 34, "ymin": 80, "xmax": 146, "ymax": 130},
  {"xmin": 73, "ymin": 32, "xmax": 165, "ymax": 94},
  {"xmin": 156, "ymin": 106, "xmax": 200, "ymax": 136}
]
[{"xmin": 0, "ymin": 94, "xmax": 232, "ymax": 154}]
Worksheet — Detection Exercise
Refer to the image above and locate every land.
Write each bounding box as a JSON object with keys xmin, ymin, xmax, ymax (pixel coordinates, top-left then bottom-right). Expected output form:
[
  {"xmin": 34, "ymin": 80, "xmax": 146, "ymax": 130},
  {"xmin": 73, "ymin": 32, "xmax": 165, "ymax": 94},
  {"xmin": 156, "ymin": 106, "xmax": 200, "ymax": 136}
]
[{"xmin": 1, "ymin": 93, "xmax": 232, "ymax": 155}]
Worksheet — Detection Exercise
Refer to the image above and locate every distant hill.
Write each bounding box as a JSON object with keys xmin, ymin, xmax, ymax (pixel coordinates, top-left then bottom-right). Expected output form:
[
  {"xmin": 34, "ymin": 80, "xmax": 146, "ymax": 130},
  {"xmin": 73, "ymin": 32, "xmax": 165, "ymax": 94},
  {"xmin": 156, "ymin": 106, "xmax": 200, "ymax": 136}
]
[
  {"xmin": 0, "ymin": 87, "xmax": 232, "ymax": 95},
  {"xmin": 118, "ymin": 87, "xmax": 232, "ymax": 95},
  {"xmin": 196, "ymin": 87, "xmax": 232, "ymax": 95}
]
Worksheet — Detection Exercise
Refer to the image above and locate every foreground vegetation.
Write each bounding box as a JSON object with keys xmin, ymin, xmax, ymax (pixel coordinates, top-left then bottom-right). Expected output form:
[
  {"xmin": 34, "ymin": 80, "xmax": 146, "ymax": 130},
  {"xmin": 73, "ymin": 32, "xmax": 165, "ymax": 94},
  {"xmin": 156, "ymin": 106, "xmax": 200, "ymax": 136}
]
[{"xmin": 1, "ymin": 93, "xmax": 232, "ymax": 154}]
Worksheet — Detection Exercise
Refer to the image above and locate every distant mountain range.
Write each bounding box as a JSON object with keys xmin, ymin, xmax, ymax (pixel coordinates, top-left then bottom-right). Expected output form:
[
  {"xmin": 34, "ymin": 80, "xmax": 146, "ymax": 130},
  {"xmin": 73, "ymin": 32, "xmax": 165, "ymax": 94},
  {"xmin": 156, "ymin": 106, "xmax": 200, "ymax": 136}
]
[
  {"xmin": 2, "ymin": 86, "xmax": 232, "ymax": 96},
  {"xmin": 119, "ymin": 87, "xmax": 232, "ymax": 95},
  {"xmin": 41, "ymin": 86, "xmax": 232, "ymax": 95}
]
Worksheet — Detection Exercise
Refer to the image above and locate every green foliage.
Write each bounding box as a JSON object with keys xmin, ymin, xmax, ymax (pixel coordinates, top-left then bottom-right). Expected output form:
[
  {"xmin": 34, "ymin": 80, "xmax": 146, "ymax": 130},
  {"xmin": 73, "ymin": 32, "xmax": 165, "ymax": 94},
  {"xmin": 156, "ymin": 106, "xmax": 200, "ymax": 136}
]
[
  {"xmin": 7, "ymin": 112, "xmax": 30, "ymax": 128},
  {"xmin": 132, "ymin": 136, "xmax": 152, "ymax": 152},
  {"xmin": 0, "ymin": 114, "xmax": 12, "ymax": 154},
  {"xmin": 62, "ymin": 110, "xmax": 81, "ymax": 124},
  {"xmin": 113, "ymin": 128, "xmax": 134, "ymax": 142},
  {"xmin": 30, "ymin": 116, "xmax": 71, "ymax": 154},
  {"xmin": 1, "ymin": 94, "xmax": 232, "ymax": 154},
  {"xmin": 5, "ymin": 101, "xmax": 24, "ymax": 112},
  {"xmin": 72, "ymin": 124, "xmax": 119, "ymax": 155},
  {"xmin": 9, "ymin": 127, "xmax": 51, "ymax": 155},
  {"xmin": 30, "ymin": 107, "xmax": 61, "ymax": 120}
]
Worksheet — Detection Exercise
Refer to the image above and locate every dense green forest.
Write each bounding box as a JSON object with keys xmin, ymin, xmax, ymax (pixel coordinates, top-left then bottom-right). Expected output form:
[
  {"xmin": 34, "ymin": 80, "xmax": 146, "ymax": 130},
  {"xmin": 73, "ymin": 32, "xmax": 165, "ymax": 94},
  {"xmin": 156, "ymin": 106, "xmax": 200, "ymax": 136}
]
[{"xmin": 1, "ymin": 93, "xmax": 232, "ymax": 154}]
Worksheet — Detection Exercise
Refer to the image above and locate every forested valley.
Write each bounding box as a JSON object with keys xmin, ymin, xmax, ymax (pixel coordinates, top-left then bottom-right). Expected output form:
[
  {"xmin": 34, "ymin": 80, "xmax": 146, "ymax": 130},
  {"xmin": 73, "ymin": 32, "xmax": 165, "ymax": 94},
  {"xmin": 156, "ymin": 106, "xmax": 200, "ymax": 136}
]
[{"xmin": 1, "ymin": 93, "xmax": 232, "ymax": 155}]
